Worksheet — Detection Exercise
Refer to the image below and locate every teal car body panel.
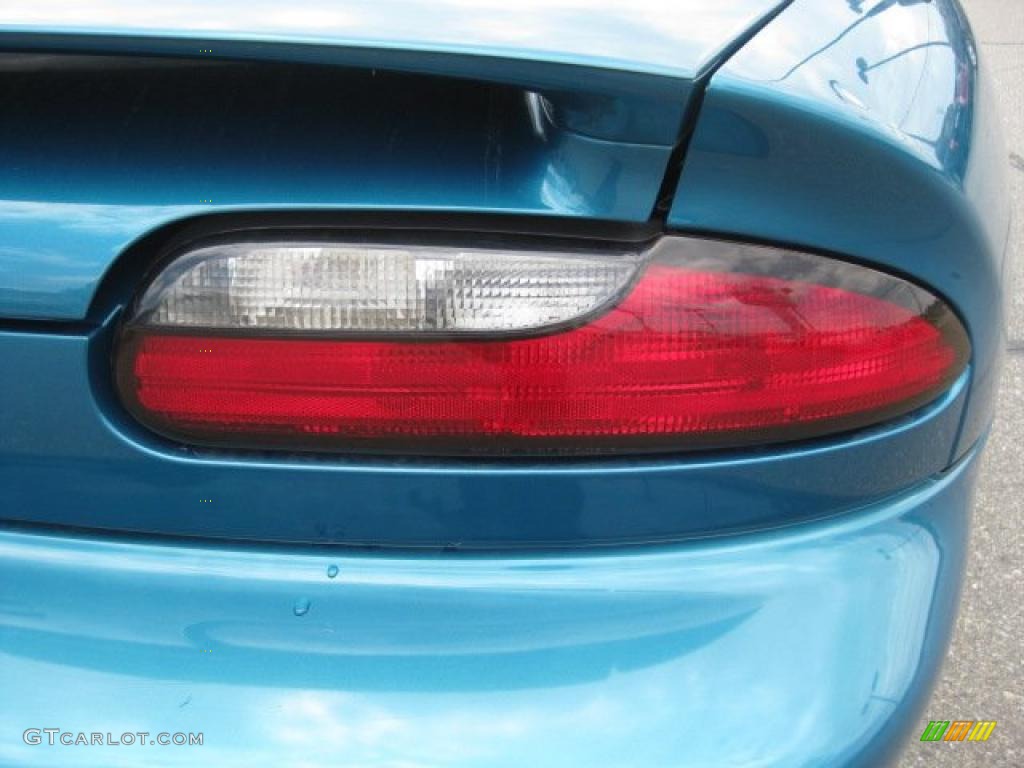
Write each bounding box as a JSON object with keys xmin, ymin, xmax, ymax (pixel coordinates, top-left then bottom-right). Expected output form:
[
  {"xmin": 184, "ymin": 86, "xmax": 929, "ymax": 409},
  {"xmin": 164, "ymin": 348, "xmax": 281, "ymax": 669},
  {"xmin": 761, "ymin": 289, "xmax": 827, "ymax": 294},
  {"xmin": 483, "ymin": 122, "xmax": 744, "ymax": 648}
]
[
  {"xmin": 0, "ymin": 448, "xmax": 982, "ymax": 767},
  {"xmin": 0, "ymin": 323, "xmax": 971, "ymax": 545},
  {"xmin": 0, "ymin": 0, "xmax": 788, "ymax": 320},
  {"xmin": 670, "ymin": 0, "xmax": 1009, "ymax": 458},
  {"xmin": 0, "ymin": 0, "xmax": 788, "ymax": 81},
  {"xmin": 0, "ymin": 1, "xmax": 1007, "ymax": 765}
]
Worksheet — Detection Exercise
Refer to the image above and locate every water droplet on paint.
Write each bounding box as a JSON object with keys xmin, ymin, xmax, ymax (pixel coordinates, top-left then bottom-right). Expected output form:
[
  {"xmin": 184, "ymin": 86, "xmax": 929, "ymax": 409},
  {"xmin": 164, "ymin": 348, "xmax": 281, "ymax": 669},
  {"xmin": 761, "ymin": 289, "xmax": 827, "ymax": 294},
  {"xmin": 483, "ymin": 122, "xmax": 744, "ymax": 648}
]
[
  {"xmin": 327, "ymin": 564, "xmax": 339, "ymax": 579},
  {"xmin": 293, "ymin": 598, "xmax": 311, "ymax": 616}
]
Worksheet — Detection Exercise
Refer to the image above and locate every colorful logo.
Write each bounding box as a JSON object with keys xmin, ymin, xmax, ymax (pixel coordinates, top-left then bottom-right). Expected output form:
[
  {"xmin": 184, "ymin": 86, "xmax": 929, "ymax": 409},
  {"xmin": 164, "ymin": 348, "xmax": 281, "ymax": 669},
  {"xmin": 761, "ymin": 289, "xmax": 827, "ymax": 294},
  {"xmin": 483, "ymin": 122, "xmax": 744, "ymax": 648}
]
[{"xmin": 920, "ymin": 721, "xmax": 996, "ymax": 742}]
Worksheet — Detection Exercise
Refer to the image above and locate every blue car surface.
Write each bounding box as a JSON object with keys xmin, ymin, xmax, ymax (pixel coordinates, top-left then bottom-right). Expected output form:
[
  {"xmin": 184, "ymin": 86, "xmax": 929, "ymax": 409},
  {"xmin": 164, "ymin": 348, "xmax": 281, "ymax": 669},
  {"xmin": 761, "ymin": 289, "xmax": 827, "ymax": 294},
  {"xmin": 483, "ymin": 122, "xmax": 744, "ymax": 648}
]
[{"xmin": 0, "ymin": 1, "xmax": 1009, "ymax": 766}]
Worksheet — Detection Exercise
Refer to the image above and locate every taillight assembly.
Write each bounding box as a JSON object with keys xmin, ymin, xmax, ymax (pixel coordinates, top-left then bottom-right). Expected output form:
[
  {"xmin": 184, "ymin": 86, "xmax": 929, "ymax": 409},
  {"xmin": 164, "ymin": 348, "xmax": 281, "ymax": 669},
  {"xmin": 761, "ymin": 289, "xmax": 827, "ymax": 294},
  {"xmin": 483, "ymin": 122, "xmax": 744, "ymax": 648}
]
[{"xmin": 114, "ymin": 234, "xmax": 969, "ymax": 455}]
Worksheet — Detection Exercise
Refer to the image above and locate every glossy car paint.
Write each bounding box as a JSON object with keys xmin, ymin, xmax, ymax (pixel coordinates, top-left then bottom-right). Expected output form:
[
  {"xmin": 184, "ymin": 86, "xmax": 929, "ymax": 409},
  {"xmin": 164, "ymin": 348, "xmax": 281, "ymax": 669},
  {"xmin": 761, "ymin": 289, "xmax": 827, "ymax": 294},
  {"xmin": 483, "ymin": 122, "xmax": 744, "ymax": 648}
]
[
  {"xmin": 0, "ymin": 449, "xmax": 982, "ymax": 767},
  {"xmin": 0, "ymin": 323, "xmax": 970, "ymax": 544},
  {"xmin": 0, "ymin": 55, "xmax": 671, "ymax": 321},
  {"xmin": 669, "ymin": 0, "xmax": 1010, "ymax": 458},
  {"xmin": 0, "ymin": 0, "xmax": 789, "ymax": 321},
  {"xmin": 0, "ymin": 0, "xmax": 788, "ymax": 81},
  {"xmin": 0, "ymin": 1, "xmax": 1007, "ymax": 766}
]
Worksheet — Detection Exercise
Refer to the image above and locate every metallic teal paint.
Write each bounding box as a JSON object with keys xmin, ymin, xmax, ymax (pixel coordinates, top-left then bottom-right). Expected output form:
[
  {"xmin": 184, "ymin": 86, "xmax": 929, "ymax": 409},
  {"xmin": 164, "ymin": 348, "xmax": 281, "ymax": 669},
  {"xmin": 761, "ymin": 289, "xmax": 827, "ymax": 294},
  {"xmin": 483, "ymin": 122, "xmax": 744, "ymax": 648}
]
[
  {"xmin": 0, "ymin": 0, "xmax": 787, "ymax": 321},
  {"xmin": 0, "ymin": 447, "xmax": 982, "ymax": 766},
  {"xmin": 669, "ymin": 0, "xmax": 1009, "ymax": 458},
  {"xmin": 0, "ymin": 323, "xmax": 969, "ymax": 546},
  {"xmin": 0, "ymin": 0, "xmax": 788, "ymax": 81},
  {"xmin": 0, "ymin": 54, "xmax": 671, "ymax": 321},
  {"xmin": 0, "ymin": 1, "xmax": 1007, "ymax": 764}
]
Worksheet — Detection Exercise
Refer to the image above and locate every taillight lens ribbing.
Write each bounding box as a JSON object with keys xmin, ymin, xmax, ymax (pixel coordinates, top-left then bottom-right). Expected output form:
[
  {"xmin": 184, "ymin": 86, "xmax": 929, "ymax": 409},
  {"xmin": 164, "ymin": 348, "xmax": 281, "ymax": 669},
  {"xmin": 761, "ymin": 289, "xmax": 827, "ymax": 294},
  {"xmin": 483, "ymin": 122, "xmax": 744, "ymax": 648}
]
[{"xmin": 115, "ymin": 235, "xmax": 969, "ymax": 455}]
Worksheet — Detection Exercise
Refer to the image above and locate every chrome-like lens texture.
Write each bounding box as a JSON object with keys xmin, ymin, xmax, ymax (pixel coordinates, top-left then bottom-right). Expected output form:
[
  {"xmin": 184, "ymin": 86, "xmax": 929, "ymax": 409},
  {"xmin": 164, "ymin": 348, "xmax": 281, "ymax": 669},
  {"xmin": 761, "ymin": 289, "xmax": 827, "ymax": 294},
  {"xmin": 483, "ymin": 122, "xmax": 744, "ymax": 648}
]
[{"xmin": 135, "ymin": 242, "xmax": 642, "ymax": 334}]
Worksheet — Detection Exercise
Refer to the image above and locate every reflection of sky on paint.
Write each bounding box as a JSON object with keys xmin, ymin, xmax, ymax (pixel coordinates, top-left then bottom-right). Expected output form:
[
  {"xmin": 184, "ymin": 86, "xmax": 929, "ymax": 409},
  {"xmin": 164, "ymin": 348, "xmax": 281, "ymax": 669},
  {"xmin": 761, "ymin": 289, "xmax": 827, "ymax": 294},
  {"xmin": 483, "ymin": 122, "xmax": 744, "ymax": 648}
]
[
  {"xmin": 0, "ymin": 201, "xmax": 191, "ymax": 317},
  {"xmin": 0, "ymin": 200, "xmax": 184, "ymax": 236},
  {"xmin": 0, "ymin": 0, "xmax": 786, "ymax": 77},
  {"xmin": 723, "ymin": 0, "xmax": 960, "ymax": 168},
  {"xmin": 0, "ymin": 502, "xmax": 942, "ymax": 767}
]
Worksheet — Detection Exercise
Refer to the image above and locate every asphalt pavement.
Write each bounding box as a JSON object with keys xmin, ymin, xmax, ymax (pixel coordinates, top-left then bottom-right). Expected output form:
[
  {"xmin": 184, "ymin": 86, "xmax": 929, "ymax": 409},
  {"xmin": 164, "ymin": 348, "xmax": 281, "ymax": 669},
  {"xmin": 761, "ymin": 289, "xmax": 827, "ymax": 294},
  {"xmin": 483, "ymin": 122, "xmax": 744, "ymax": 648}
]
[{"xmin": 898, "ymin": 1, "xmax": 1023, "ymax": 765}]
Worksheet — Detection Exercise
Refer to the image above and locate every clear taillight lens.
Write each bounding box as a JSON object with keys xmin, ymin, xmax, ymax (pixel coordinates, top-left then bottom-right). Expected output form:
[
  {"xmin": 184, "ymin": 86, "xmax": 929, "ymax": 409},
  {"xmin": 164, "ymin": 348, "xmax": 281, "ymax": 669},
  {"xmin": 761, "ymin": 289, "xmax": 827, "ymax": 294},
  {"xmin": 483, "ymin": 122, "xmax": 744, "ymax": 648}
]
[
  {"xmin": 115, "ymin": 235, "xmax": 969, "ymax": 455},
  {"xmin": 134, "ymin": 241, "xmax": 641, "ymax": 334}
]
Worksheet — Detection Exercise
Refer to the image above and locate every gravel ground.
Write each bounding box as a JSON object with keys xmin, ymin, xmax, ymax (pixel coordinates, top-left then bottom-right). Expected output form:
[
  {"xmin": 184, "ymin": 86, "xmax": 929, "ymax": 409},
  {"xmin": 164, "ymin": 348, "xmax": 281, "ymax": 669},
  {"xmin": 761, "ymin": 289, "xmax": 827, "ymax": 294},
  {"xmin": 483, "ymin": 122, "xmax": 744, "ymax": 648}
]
[{"xmin": 897, "ymin": 1, "xmax": 1024, "ymax": 765}]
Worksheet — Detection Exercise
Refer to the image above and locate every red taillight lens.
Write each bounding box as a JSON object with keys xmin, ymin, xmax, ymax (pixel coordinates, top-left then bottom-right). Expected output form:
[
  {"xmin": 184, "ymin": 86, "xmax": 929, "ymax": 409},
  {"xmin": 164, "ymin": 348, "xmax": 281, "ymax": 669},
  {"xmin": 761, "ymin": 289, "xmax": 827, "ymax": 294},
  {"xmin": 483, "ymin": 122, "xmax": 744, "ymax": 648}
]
[{"xmin": 116, "ymin": 236, "xmax": 969, "ymax": 455}]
